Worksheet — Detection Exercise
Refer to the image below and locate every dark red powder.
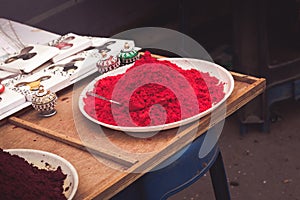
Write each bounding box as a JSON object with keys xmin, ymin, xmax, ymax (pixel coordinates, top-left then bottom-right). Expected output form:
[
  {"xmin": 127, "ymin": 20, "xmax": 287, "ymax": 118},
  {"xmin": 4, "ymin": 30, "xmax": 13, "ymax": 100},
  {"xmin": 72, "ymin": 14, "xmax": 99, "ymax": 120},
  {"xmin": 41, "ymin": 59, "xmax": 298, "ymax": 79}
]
[
  {"xmin": 84, "ymin": 52, "xmax": 225, "ymax": 127},
  {"xmin": 0, "ymin": 149, "xmax": 67, "ymax": 200}
]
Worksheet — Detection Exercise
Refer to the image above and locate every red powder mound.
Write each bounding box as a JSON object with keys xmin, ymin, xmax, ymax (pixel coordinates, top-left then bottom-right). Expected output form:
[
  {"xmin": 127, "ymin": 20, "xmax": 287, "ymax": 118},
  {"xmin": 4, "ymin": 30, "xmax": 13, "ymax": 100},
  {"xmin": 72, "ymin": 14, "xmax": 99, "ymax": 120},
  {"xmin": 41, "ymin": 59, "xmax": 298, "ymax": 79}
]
[
  {"xmin": 0, "ymin": 149, "xmax": 67, "ymax": 200},
  {"xmin": 84, "ymin": 52, "xmax": 225, "ymax": 127}
]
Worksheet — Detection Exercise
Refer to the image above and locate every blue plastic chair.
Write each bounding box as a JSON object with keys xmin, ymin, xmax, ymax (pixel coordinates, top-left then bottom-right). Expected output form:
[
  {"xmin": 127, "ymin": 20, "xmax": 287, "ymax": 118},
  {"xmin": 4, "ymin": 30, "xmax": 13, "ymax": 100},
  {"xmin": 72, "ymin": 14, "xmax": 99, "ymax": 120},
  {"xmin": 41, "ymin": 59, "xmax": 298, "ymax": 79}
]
[{"xmin": 112, "ymin": 129, "xmax": 231, "ymax": 200}]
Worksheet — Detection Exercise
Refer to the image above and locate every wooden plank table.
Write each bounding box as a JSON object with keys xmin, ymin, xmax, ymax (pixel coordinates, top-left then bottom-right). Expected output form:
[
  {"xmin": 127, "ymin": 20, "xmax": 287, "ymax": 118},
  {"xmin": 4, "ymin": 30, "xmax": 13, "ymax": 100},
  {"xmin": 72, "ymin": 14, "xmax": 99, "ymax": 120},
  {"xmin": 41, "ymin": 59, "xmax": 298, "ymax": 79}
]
[{"xmin": 0, "ymin": 70, "xmax": 265, "ymax": 200}]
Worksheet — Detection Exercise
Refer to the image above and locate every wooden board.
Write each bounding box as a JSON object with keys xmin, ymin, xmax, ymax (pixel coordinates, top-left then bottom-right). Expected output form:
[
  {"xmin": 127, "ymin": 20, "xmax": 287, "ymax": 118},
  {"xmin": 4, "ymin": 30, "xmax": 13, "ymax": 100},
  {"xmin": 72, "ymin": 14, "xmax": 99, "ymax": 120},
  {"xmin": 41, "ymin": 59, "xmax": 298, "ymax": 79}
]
[{"xmin": 0, "ymin": 70, "xmax": 265, "ymax": 200}]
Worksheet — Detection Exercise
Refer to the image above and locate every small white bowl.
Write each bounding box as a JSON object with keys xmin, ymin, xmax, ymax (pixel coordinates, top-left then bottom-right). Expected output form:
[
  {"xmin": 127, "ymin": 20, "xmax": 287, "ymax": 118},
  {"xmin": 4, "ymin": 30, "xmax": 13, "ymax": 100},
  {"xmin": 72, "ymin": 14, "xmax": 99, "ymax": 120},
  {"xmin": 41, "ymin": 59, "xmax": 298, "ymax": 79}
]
[{"xmin": 4, "ymin": 149, "xmax": 79, "ymax": 200}]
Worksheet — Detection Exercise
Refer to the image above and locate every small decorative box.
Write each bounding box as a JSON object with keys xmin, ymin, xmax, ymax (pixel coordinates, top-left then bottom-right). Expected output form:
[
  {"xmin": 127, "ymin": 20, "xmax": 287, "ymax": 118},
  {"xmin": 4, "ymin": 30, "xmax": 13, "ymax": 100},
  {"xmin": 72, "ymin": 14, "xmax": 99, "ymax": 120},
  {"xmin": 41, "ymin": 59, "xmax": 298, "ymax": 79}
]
[
  {"xmin": 96, "ymin": 51, "xmax": 120, "ymax": 74},
  {"xmin": 118, "ymin": 42, "xmax": 139, "ymax": 65},
  {"xmin": 31, "ymin": 86, "xmax": 57, "ymax": 117}
]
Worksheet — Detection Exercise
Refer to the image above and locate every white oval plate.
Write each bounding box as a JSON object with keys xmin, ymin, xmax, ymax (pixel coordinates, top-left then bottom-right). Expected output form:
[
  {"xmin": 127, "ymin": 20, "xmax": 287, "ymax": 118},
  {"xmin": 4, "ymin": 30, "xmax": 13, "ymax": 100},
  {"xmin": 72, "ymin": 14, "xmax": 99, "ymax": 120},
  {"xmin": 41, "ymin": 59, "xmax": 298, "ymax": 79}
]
[
  {"xmin": 4, "ymin": 149, "xmax": 79, "ymax": 200},
  {"xmin": 79, "ymin": 58, "xmax": 234, "ymax": 132}
]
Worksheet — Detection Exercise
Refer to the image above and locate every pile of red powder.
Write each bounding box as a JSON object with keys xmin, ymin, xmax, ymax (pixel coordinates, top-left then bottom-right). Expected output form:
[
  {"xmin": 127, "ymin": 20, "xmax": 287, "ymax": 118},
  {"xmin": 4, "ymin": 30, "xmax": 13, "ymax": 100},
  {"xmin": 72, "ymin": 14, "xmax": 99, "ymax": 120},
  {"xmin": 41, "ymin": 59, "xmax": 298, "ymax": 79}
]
[
  {"xmin": 84, "ymin": 52, "xmax": 225, "ymax": 127},
  {"xmin": 0, "ymin": 149, "xmax": 67, "ymax": 200}
]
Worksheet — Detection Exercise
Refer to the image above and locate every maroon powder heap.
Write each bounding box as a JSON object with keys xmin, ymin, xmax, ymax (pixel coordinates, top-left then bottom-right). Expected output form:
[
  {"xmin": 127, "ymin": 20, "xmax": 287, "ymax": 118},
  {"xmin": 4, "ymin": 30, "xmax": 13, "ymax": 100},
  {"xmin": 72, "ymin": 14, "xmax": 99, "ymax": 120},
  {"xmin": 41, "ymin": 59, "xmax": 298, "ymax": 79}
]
[{"xmin": 0, "ymin": 149, "xmax": 67, "ymax": 200}]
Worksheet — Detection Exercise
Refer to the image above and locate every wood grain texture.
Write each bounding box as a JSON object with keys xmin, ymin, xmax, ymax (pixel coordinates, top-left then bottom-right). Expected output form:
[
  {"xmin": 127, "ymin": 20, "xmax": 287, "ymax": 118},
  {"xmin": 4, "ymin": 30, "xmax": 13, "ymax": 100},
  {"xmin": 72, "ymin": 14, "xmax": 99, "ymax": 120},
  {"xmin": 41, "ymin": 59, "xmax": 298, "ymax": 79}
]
[{"xmin": 8, "ymin": 116, "xmax": 138, "ymax": 167}]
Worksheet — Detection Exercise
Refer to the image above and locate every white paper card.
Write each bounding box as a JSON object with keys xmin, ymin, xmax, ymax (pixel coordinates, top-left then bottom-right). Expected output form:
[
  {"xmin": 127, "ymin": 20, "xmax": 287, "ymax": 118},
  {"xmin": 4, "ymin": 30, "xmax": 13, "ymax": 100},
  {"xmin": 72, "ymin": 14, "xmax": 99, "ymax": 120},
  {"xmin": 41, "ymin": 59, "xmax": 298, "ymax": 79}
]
[
  {"xmin": 0, "ymin": 70, "xmax": 17, "ymax": 80},
  {"xmin": 45, "ymin": 50, "xmax": 100, "ymax": 81},
  {"xmin": 0, "ymin": 44, "xmax": 59, "ymax": 73},
  {"xmin": 49, "ymin": 33, "xmax": 92, "ymax": 62},
  {"xmin": 11, "ymin": 71, "xmax": 69, "ymax": 101},
  {"xmin": 0, "ymin": 89, "xmax": 26, "ymax": 116},
  {"xmin": 88, "ymin": 37, "xmax": 137, "ymax": 56}
]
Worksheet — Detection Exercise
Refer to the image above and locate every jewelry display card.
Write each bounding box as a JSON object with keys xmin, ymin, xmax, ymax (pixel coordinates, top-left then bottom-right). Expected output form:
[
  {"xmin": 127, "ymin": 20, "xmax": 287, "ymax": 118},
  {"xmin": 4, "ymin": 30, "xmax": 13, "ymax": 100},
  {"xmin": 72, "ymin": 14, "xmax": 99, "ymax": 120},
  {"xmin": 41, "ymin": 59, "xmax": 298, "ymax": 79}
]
[
  {"xmin": 0, "ymin": 44, "xmax": 59, "ymax": 73},
  {"xmin": 9, "ymin": 71, "xmax": 69, "ymax": 101},
  {"xmin": 0, "ymin": 69, "xmax": 16, "ymax": 80},
  {"xmin": 2, "ymin": 74, "xmax": 30, "ymax": 89},
  {"xmin": 88, "ymin": 37, "xmax": 138, "ymax": 56},
  {"xmin": 0, "ymin": 18, "xmax": 60, "ymax": 57},
  {"xmin": 45, "ymin": 49, "xmax": 100, "ymax": 82},
  {"xmin": 48, "ymin": 33, "xmax": 92, "ymax": 62},
  {"xmin": 0, "ymin": 88, "xmax": 26, "ymax": 116},
  {"xmin": 0, "ymin": 19, "xmax": 141, "ymax": 120}
]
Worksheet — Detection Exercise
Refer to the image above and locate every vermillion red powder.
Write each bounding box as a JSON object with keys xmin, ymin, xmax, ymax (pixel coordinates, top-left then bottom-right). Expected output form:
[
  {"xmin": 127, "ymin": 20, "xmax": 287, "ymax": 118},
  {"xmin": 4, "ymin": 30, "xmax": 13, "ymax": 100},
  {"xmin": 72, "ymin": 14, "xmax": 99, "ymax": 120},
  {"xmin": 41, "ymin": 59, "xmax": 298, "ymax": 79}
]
[
  {"xmin": 0, "ymin": 149, "xmax": 67, "ymax": 200},
  {"xmin": 84, "ymin": 52, "xmax": 225, "ymax": 127}
]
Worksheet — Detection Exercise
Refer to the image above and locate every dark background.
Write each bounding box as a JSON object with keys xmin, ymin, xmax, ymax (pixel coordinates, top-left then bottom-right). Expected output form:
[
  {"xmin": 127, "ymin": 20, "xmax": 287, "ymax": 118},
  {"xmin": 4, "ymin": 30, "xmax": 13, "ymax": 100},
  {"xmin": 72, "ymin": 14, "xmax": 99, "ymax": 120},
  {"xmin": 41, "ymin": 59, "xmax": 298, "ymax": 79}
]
[{"xmin": 1, "ymin": 0, "xmax": 299, "ymax": 70}]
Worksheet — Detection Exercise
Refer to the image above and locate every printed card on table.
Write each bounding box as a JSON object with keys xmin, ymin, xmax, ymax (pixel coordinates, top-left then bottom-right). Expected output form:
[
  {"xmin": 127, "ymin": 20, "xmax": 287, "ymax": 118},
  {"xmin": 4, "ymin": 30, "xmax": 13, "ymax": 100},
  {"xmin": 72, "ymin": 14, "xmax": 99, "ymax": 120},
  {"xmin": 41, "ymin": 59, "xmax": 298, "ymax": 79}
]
[
  {"xmin": 0, "ymin": 69, "xmax": 17, "ymax": 80},
  {"xmin": 9, "ymin": 70, "xmax": 70, "ymax": 101},
  {"xmin": 0, "ymin": 89, "xmax": 26, "ymax": 116},
  {"xmin": 48, "ymin": 33, "xmax": 92, "ymax": 62},
  {"xmin": 0, "ymin": 44, "xmax": 59, "ymax": 73},
  {"xmin": 45, "ymin": 50, "xmax": 101, "ymax": 82},
  {"xmin": 88, "ymin": 37, "xmax": 138, "ymax": 56}
]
